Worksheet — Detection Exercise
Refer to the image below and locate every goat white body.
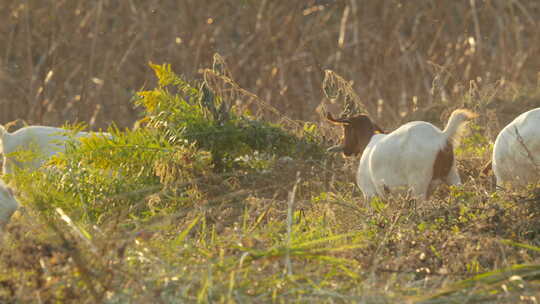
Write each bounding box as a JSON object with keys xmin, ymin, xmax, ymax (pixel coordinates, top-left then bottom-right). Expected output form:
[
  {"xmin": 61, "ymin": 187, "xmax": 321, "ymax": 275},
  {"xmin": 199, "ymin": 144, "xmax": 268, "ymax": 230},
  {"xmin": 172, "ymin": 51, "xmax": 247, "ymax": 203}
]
[
  {"xmin": 0, "ymin": 125, "xmax": 110, "ymax": 174},
  {"xmin": 357, "ymin": 111, "xmax": 472, "ymax": 201},
  {"xmin": 0, "ymin": 179, "xmax": 18, "ymax": 229},
  {"xmin": 357, "ymin": 134, "xmax": 384, "ymax": 199},
  {"xmin": 492, "ymin": 108, "xmax": 540, "ymax": 188}
]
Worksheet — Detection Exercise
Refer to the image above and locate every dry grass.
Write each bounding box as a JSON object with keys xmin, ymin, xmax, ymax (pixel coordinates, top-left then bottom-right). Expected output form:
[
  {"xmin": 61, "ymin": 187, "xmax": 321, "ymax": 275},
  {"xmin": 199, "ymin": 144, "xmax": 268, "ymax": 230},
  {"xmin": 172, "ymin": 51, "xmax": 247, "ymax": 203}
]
[
  {"xmin": 0, "ymin": 60, "xmax": 537, "ymax": 302},
  {"xmin": 3, "ymin": 139, "xmax": 540, "ymax": 302}
]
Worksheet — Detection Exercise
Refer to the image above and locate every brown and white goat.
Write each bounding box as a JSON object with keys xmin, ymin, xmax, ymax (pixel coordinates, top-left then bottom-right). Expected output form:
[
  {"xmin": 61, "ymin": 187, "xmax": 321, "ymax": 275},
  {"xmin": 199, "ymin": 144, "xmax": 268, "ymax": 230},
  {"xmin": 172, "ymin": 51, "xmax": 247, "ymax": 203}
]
[{"xmin": 328, "ymin": 109, "xmax": 476, "ymax": 201}]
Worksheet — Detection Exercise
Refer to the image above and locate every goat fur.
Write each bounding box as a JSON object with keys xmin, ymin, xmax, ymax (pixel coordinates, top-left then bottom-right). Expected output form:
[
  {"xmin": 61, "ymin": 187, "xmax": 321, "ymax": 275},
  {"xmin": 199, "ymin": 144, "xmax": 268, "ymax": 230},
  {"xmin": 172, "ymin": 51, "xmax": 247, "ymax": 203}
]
[
  {"xmin": 492, "ymin": 108, "xmax": 540, "ymax": 188},
  {"xmin": 0, "ymin": 125, "xmax": 110, "ymax": 174}
]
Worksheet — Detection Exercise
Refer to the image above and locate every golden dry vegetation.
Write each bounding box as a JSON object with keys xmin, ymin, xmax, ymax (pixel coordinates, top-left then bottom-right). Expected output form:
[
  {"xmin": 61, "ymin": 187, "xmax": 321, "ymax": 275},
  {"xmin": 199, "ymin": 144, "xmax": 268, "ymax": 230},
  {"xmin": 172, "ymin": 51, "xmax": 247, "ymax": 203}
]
[{"xmin": 1, "ymin": 1, "xmax": 539, "ymax": 127}]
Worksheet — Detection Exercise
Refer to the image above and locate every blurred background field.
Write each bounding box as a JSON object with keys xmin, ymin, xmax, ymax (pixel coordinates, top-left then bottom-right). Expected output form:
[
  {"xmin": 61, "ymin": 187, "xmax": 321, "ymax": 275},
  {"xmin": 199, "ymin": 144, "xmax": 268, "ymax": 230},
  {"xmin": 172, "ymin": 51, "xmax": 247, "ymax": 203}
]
[{"xmin": 1, "ymin": 0, "xmax": 539, "ymax": 129}]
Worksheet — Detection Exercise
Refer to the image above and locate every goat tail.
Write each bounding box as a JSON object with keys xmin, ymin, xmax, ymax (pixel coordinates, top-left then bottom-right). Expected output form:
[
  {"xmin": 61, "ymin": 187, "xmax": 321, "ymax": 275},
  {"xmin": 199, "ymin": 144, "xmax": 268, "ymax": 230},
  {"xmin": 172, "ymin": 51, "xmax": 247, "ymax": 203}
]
[{"xmin": 442, "ymin": 109, "xmax": 477, "ymax": 146}]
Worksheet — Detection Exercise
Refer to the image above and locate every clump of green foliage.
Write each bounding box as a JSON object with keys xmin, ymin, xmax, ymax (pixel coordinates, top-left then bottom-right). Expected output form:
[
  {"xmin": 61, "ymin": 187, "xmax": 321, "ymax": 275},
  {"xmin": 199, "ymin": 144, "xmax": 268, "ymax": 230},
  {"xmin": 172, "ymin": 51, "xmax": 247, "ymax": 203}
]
[
  {"xmin": 5, "ymin": 63, "xmax": 326, "ymax": 223},
  {"xmin": 136, "ymin": 63, "xmax": 325, "ymax": 170},
  {"xmin": 8, "ymin": 127, "xmax": 212, "ymax": 222}
]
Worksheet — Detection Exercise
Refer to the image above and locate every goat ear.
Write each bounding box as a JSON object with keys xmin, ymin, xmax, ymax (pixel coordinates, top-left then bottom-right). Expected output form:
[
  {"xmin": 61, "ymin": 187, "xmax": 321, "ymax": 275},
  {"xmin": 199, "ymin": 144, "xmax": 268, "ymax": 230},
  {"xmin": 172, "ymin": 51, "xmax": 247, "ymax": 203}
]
[{"xmin": 326, "ymin": 112, "xmax": 351, "ymax": 125}]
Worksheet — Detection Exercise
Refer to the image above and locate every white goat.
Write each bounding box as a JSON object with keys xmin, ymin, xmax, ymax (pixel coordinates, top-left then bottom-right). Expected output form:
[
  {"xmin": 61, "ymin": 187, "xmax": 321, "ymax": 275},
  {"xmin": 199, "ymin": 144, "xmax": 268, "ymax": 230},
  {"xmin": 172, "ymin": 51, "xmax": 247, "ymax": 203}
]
[
  {"xmin": 328, "ymin": 109, "xmax": 476, "ymax": 201},
  {"xmin": 0, "ymin": 179, "xmax": 18, "ymax": 230},
  {"xmin": 0, "ymin": 125, "xmax": 110, "ymax": 174},
  {"xmin": 491, "ymin": 108, "xmax": 540, "ymax": 188}
]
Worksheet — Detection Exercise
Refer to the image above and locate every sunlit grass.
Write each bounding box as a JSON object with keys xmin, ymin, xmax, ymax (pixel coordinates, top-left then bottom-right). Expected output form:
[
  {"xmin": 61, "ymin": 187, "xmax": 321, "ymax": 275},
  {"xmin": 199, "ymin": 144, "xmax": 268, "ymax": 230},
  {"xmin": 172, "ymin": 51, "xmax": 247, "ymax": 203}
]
[{"xmin": 2, "ymin": 60, "xmax": 540, "ymax": 302}]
